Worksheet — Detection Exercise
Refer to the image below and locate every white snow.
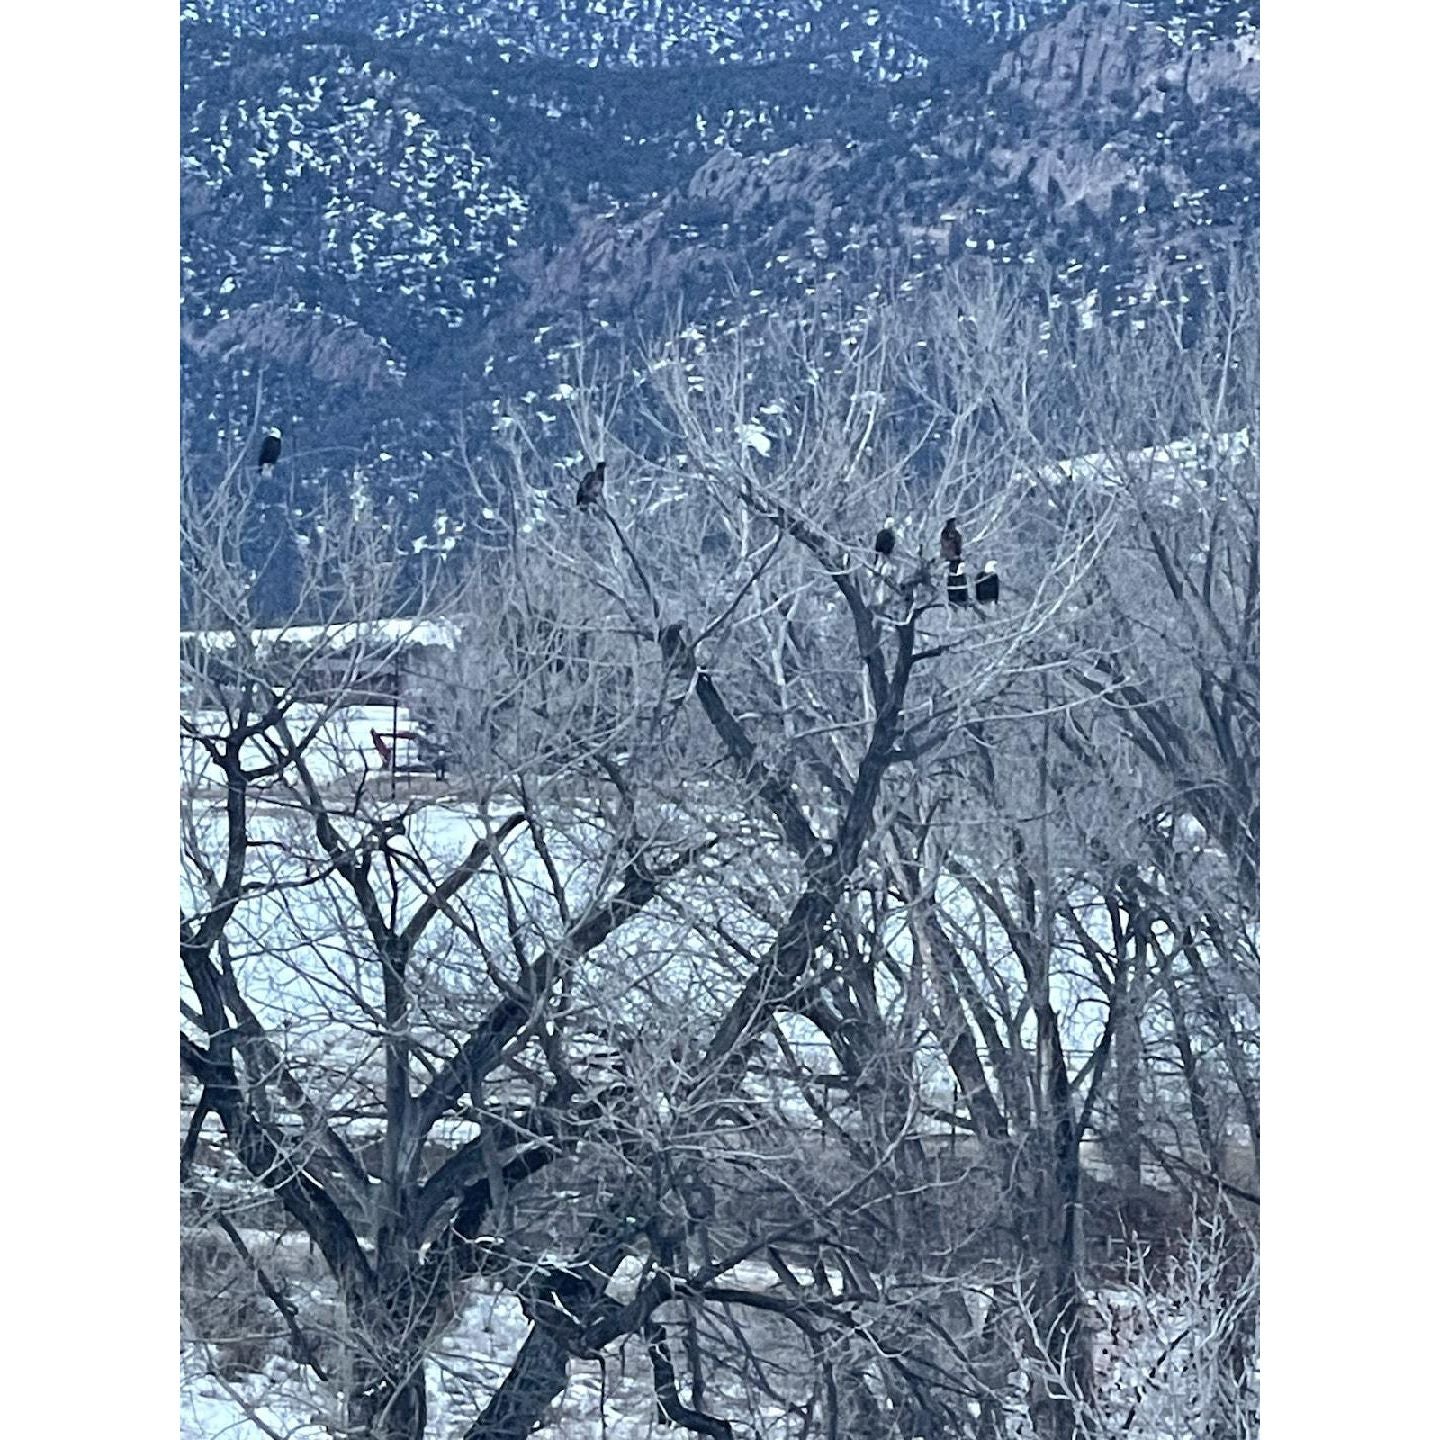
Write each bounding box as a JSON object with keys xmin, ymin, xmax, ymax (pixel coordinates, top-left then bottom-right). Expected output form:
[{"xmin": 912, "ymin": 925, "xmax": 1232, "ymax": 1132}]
[
  {"xmin": 737, "ymin": 421, "xmax": 772, "ymax": 456},
  {"xmin": 182, "ymin": 616, "xmax": 462, "ymax": 655}
]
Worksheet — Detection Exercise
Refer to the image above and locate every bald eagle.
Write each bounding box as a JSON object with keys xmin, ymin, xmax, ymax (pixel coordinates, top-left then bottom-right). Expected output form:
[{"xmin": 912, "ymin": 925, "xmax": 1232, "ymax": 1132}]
[
  {"xmin": 975, "ymin": 562, "xmax": 999, "ymax": 605},
  {"xmin": 947, "ymin": 562, "xmax": 969, "ymax": 607},
  {"xmin": 257, "ymin": 427, "xmax": 283, "ymax": 471},
  {"xmin": 874, "ymin": 518, "xmax": 897, "ymax": 559},
  {"xmin": 576, "ymin": 460, "xmax": 606, "ymax": 508},
  {"xmin": 659, "ymin": 621, "xmax": 691, "ymax": 669},
  {"xmin": 940, "ymin": 517, "xmax": 963, "ymax": 567}
]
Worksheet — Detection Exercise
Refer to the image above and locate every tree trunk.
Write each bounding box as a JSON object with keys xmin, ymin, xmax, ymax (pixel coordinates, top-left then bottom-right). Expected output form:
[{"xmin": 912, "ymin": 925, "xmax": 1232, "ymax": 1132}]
[
  {"xmin": 1021, "ymin": 1004, "xmax": 1093, "ymax": 1440},
  {"xmin": 461, "ymin": 1324, "xmax": 571, "ymax": 1440},
  {"xmin": 346, "ymin": 1224, "xmax": 430, "ymax": 1440},
  {"xmin": 1112, "ymin": 932, "xmax": 1145, "ymax": 1226},
  {"xmin": 347, "ymin": 1364, "xmax": 428, "ymax": 1440}
]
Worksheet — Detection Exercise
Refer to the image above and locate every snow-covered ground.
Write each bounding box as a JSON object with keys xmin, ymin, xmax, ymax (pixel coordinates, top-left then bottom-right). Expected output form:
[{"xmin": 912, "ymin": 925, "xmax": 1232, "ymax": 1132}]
[
  {"xmin": 182, "ymin": 617, "xmax": 461, "ymax": 655},
  {"xmin": 181, "ymin": 1272, "xmax": 803, "ymax": 1440},
  {"xmin": 182, "ymin": 1257, "xmax": 1248, "ymax": 1440},
  {"xmin": 182, "ymin": 703, "xmax": 436, "ymax": 790}
]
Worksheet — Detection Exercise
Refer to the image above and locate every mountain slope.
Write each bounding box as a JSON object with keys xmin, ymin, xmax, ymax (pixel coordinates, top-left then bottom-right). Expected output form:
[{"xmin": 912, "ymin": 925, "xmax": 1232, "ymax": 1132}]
[{"xmin": 181, "ymin": 0, "xmax": 1258, "ymax": 569}]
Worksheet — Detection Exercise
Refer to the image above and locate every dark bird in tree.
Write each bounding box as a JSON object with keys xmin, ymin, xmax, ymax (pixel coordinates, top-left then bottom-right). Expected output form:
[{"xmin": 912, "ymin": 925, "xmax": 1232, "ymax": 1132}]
[
  {"xmin": 874, "ymin": 517, "xmax": 897, "ymax": 559},
  {"xmin": 975, "ymin": 561, "xmax": 1000, "ymax": 606},
  {"xmin": 659, "ymin": 621, "xmax": 692, "ymax": 670},
  {"xmin": 947, "ymin": 562, "xmax": 969, "ymax": 608},
  {"xmin": 257, "ymin": 427, "xmax": 283, "ymax": 471},
  {"xmin": 940, "ymin": 517, "xmax": 963, "ymax": 567},
  {"xmin": 576, "ymin": 460, "xmax": 606, "ymax": 508}
]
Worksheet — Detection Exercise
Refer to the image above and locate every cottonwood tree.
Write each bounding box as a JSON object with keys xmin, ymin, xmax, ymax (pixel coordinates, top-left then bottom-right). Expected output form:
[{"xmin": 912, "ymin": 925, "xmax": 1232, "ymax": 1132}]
[
  {"xmin": 1009, "ymin": 1208, "xmax": 1258, "ymax": 1440},
  {"xmin": 1057, "ymin": 265, "xmax": 1260, "ymax": 1431},
  {"xmin": 182, "ymin": 267, "xmax": 1258, "ymax": 1440},
  {"xmin": 837, "ymin": 268, "xmax": 1259, "ymax": 1439},
  {"xmin": 621, "ymin": 272, "xmax": 1258, "ymax": 1438},
  {"xmin": 431, "ymin": 295, "xmax": 1128, "ymax": 1438}
]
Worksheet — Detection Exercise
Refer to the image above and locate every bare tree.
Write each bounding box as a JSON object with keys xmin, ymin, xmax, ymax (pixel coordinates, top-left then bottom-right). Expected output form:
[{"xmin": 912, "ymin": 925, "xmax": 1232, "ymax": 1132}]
[{"xmin": 182, "ymin": 264, "xmax": 1259, "ymax": 1440}]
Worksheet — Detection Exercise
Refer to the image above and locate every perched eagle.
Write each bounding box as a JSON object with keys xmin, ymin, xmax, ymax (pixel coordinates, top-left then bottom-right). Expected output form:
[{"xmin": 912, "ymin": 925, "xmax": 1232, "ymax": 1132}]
[
  {"xmin": 940, "ymin": 517, "xmax": 963, "ymax": 567},
  {"xmin": 947, "ymin": 562, "xmax": 969, "ymax": 607},
  {"xmin": 975, "ymin": 561, "xmax": 1000, "ymax": 606},
  {"xmin": 257, "ymin": 427, "xmax": 283, "ymax": 471},
  {"xmin": 874, "ymin": 518, "xmax": 897, "ymax": 559},
  {"xmin": 658, "ymin": 621, "xmax": 691, "ymax": 669},
  {"xmin": 576, "ymin": 460, "xmax": 606, "ymax": 508}
]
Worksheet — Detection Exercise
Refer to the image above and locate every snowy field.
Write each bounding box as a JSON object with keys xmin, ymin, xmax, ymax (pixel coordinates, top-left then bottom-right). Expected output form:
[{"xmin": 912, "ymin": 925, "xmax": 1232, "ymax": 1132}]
[
  {"xmin": 182, "ymin": 703, "xmax": 439, "ymax": 792},
  {"xmin": 180, "ymin": 1263, "xmax": 1237, "ymax": 1440},
  {"xmin": 180, "ymin": 1285, "xmax": 661, "ymax": 1440},
  {"xmin": 181, "ymin": 1257, "xmax": 814, "ymax": 1440}
]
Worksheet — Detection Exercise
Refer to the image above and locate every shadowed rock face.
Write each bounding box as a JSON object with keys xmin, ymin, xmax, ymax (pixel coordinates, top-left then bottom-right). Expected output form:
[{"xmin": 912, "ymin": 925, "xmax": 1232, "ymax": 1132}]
[
  {"xmin": 184, "ymin": 301, "xmax": 404, "ymax": 390},
  {"xmin": 983, "ymin": 1, "xmax": 1258, "ymax": 216},
  {"xmin": 182, "ymin": 0, "xmax": 1257, "ymax": 537},
  {"xmin": 992, "ymin": 0, "xmax": 1258, "ymax": 115}
]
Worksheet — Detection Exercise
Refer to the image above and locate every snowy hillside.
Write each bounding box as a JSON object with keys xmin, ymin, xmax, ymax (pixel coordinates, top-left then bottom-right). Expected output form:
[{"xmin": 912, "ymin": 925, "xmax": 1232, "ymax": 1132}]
[{"xmin": 181, "ymin": 0, "xmax": 1258, "ymax": 619}]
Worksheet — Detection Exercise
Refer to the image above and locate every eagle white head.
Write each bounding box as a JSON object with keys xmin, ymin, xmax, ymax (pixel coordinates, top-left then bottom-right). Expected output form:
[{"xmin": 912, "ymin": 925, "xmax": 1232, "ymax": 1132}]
[
  {"xmin": 982, "ymin": 561, "xmax": 997, "ymax": 574},
  {"xmin": 884, "ymin": 514, "xmax": 897, "ymax": 529},
  {"xmin": 266, "ymin": 426, "xmax": 283, "ymax": 439}
]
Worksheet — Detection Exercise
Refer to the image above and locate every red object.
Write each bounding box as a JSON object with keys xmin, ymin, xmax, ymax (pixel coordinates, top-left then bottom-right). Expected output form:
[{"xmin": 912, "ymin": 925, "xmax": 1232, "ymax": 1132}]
[{"xmin": 370, "ymin": 728, "xmax": 419, "ymax": 770}]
